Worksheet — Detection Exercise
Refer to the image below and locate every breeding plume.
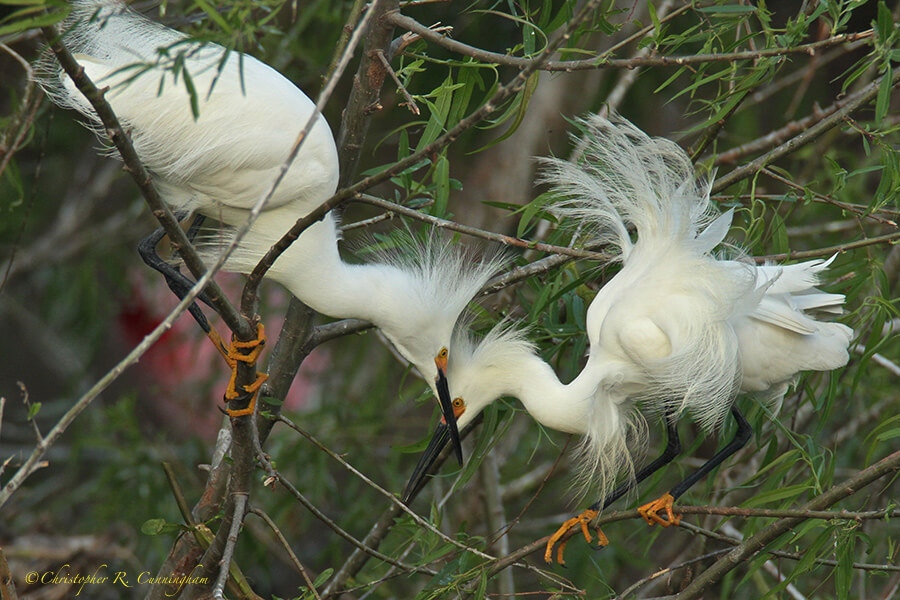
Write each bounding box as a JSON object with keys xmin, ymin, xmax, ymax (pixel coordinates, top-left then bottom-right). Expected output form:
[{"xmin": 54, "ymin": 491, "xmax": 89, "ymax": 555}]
[
  {"xmin": 38, "ymin": 0, "xmax": 501, "ymax": 443},
  {"xmin": 403, "ymin": 115, "xmax": 853, "ymax": 563}
]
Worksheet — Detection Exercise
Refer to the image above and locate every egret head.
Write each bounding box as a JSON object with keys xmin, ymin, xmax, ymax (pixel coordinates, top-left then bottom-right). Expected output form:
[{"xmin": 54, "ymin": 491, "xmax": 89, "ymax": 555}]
[
  {"xmin": 370, "ymin": 236, "xmax": 508, "ymax": 466},
  {"xmin": 402, "ymin": 323, "xmax": 537, "ymax": 503}
]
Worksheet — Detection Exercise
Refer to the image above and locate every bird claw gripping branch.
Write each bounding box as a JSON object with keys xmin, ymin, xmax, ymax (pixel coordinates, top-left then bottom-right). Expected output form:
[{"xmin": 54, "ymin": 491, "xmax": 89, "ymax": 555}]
[
  {"xmin": 544, "ymin": 508, "xmax": 608, "ymax": 565},
  {"xmin": 212, "ymin": 323, "xmax": 269, "ymax": 417},
  {"xmin": 637, "ymin": 492, "xmax": 682, "ymax": 527}
]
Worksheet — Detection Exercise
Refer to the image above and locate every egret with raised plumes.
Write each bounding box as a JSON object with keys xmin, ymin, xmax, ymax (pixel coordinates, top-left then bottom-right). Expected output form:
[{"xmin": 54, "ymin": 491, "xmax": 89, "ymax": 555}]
[
  {"xmin": 403, "ymin": 115, "xmax": 854, "ymax": 563},
  {"xmin": 37, "ymin": 0, "xmax": 502, "ymax": 451}
]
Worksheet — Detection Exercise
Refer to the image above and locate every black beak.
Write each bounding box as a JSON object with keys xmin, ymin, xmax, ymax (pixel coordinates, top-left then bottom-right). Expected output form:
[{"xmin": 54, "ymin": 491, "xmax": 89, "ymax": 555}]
[
  {"xmin": 402, "ymin": 421, "xmax": 452, "ymax": 504},
  {"xmin": 435, "ymin": 367, "xmax": 463, "ymax": 466}
]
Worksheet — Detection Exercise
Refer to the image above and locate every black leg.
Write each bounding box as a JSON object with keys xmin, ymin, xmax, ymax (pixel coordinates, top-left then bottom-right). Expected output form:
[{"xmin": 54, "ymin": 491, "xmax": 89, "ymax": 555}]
[
  {"xmin": 668, "ymin": 406, "xmax": 752, "ymax": 501},
  {"xmin": 137, "ymin": 214, "xmax": 213, "ymax": 333},
  {"xmin": 589, "ymin": 415, "xmax": 682, "ymax": 511}
]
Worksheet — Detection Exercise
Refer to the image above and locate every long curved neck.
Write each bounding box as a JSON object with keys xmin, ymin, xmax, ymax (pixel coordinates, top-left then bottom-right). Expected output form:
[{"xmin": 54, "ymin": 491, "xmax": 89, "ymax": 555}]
[
  {"xmin": 226, "ymin": 210, "xmax": 416, "ymax": 331},
  {"xmin": 501, "ymin": 353, "xmax": 604, "ymax": 435}
]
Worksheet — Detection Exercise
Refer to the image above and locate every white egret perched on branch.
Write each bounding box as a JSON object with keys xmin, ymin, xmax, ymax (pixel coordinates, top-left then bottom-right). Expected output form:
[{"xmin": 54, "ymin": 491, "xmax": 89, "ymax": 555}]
[
  {"xmin": 36, "ymin": 0, "xmax": 503, "ymax": 453},
  {"xmin": 403, "ymin": 114, "xmax": 853, "ymax": 563}
]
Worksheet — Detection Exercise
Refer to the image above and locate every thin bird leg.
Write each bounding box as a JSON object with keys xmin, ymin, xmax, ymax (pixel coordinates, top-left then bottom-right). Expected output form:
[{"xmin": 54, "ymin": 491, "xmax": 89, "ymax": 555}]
[
  {"xmin": 638, "ymin": 406, "xmax": 752, "ymax": 527},
  {"xmin": 596, "ymin": 416, "xmax": 682, "ymax": 510},
  {"xmin": 137, "ymin": 214, "xmax": 228, "ymax": 359},
  {"xmin": 544, "ymin": 417, "xmax": 681, "ymax": 565}
]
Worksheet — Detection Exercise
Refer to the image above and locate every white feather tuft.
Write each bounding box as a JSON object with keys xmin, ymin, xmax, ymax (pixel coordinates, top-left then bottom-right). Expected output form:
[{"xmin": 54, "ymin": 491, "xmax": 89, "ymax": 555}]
[{"xmin": 539, "ymin": 113, "xmax": 719, "ymax": 262}]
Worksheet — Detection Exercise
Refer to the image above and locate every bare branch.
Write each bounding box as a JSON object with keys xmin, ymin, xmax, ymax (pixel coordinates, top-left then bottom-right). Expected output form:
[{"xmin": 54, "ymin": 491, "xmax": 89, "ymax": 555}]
[
  {"xmin": 712, "ymin": 68, "xmax": 900, "ymax": 194},
  {"xmin": 249, "ymin": 507, "xmax": 324, "ymax": 600},
  {"xmin": 354, "ymin": 194, "xmax": 605, "ymax": 259},
  {"xmin": 388, "ymin": 13, "xmax": 874, "ymax": 71}
]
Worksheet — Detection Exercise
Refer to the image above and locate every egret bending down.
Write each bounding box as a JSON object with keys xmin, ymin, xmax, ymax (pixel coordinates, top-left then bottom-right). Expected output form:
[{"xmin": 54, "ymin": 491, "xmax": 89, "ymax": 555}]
[
  {"xmin": 403, "ymin": 115, "xmax": 853, "ymax": 563},
  {"xmin": 38, "ymin": 0, "xmax": 501, "ymax": 449}
]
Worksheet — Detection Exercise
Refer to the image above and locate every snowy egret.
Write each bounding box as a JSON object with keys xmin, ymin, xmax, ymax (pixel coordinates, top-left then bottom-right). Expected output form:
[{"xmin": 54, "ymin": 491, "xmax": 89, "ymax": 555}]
[
  {"xmin": 403, "ymin": 114, "xmax": 853, "ymax": 563},
  {"xmin": 37, "ymin": 0, "xmax": 502, "ymax": 445}
]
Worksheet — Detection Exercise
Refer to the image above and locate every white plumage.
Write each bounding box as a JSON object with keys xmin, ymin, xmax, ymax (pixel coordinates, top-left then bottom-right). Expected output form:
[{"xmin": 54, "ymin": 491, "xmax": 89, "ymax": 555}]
[
  {"xmin": 406, "ymin": 114, "xmax": 853, "ymax": 517},
  {"xmin": 37, "ymin": 0, "xmax": 504, "ymax": 413}
]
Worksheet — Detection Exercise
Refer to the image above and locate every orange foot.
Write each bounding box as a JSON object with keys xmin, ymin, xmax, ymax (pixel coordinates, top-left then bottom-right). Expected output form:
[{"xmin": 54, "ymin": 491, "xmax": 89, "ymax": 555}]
[
  {"xmin": 637, "ymin": 492, "xmax": 681, "ymax": 527},
  {"xmin": 223, "ymin": 323, "xmax": 269, "ymax": 417},
  {"xmin": 544, "ymin": 509, "xmax": 609, "ymax": 565}
]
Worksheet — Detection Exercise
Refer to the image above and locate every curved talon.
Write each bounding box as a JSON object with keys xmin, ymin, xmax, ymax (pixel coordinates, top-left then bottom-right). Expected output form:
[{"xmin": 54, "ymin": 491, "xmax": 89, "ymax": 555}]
[
  {"xmin": 637, "ymin": 492, "xmax": 681, "ymax": 527},
  {"xmin": 222, "ymin": 323, "xmax": 268, "ymax": 417},
  {"xmin": 544, "ymin": 508, "xmax": 606, "ymax": 565},
  {"xmin": 206, "ymin": 327, "xmax": 230, "ymax": 363}
]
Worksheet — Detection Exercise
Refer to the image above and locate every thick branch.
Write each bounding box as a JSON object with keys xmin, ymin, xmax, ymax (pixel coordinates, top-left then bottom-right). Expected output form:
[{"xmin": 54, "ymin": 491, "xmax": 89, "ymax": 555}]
[
  {"xmin": 337, "ymin": 0, "xmax": 400, "ymax": 184},
  {"xmin": 673, "ymin": 450, "xmax": 900, "ymax": 599}
]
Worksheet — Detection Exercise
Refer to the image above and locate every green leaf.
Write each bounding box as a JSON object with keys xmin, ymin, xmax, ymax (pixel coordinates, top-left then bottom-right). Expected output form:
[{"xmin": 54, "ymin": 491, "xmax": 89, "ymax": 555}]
[
  {"xmin": 140, "ymin": 518, "xmax": 183, "ymax": 535},
  {"xmin": 835, "ymin": 531, "xmax": 855, "ymax": 599},
  {"xmin": 194, "ymin": 0, "xmax": 232, "ymax": 33},
  {"xmin": 875, "ymin": 65, "xmax": 892, "ymax": 124},
  {"xmin": 473, "ymin": 72, "xmax": 539, "ymax": 153},
  {"xmin": 0, "ymin": 8, "xmax": 67, "ymax": 36},
  {"xmin": 648, "ymin": 0, "xmax": 661, "ymax": 38},
  {"xmin": 181, "ymin": 66, "xmax": 200, "ymax": 120},
  {"xmin": 876, "ymin": 1, "xmax": 893, "ymax": 44},
  {"xmin": 312, "ymin": 568, "xmax": 333, "ymax": 588},
  {"xmin": 516, "ymin": 191, "xmax": 556, "ymax": 238},
  {"xmin": 743, "ymin": 483, "xmax": 809, "ymax": 507},
  {"xmin": 27, "ymin": 401, "xmax": 41, "ymax": 420},
  {"xmin": 261, "ymin": 396, "xmax": 283, "ymax": 407},
  {"xmin": 415, "ymin": 75, "xmax": 456, "ymax": 153},
  {"xmin": 432, "ymin": 154, "xmax": 450, "ymax": 215}
]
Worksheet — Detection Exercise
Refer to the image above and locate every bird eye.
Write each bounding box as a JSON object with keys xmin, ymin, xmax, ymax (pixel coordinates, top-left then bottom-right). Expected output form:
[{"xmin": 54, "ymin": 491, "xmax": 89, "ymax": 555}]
[
  {"xmin": 439, "ymin": 348, "xmax": 448, "ymax": 358},
  {"xmin": 452, "ymin": 397, "xmax": 465, "ymax": 408}
]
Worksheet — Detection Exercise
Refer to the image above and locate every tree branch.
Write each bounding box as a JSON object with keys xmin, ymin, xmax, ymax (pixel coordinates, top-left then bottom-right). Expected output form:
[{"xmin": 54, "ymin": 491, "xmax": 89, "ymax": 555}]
[
  {"xmin": 712, "ymin": 68, "xmax": 900, "ymax": 194},
  {"xmin": 388, "ymin": 12, "xmax": 873, "ymax": 71},
  {"xmin": 672, "ymin": 450, "xmax": 900, "ymax": 599}
]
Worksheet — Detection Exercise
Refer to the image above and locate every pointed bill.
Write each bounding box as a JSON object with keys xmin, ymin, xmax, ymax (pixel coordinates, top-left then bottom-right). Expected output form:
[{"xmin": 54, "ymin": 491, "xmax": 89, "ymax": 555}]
[
  {"xmin": 435, "ymin": 366, "xmax": 463, "ymax": 465},
  {"xmin": 402, "ymin": 421, "xmax": 451, "ymax": 504}
]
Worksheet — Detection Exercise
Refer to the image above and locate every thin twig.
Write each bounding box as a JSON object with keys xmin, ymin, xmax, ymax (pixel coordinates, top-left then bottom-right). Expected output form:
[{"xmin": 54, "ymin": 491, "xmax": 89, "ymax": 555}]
[
  {"xmin": 375, "ymin": 49, "xmax": 419, "ymax": 114},
  {"xmin": 0, "ymin": 44, "xmax": 39, "ymax": 181},
  {"xmin": 212, "ymin": 493, "xmax": 248, "ymax": 600},
  {"xmin": 759, "ymin": 168, "xmax": 897, "ymax": 227},
  {"xmin": 276, "ymin": 414, "xmax": 497, "ymax": 561},
  {"xmin": 388, "ymin": 13, "xmax": 873, "ymax": 71},
  {"xmin": 17, "ymin": 383, "xmax": 41, "ymax": 444},
  {"xmin": 249, "ymin": 507, "xmax": 323, "ymax": 600},
  {"xmin": 754, "ymin": 230, "xmax": 900, "ymax": 262},
  {"xmin": 321, "ymin": 414, "xmax": 484, "ymax": 599},
  {"xmin": 616, "ymin": 549, "xmax": 732, "ymax": 600},
  {"xmin": 354, "ymin": 194, "xmax": 605, "ymax": 259},
  {"xmin": 161, "ymin": 462, "xmax": 196, "ymax": 526}
]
